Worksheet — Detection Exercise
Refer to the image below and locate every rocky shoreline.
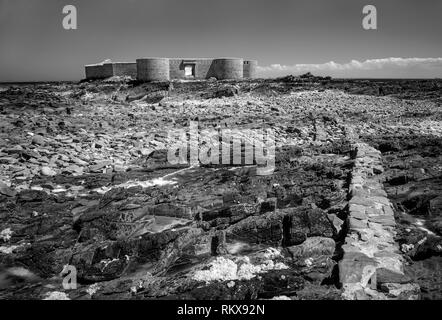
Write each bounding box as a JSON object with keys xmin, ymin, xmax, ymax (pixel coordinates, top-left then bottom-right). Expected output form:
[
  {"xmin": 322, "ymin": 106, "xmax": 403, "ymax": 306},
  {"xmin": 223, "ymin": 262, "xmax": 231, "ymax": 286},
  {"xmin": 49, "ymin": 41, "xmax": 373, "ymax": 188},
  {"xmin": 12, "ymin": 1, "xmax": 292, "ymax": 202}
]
[{"xmin": 0, "ymin": 77, "xmax": 441, "ymax": 299}]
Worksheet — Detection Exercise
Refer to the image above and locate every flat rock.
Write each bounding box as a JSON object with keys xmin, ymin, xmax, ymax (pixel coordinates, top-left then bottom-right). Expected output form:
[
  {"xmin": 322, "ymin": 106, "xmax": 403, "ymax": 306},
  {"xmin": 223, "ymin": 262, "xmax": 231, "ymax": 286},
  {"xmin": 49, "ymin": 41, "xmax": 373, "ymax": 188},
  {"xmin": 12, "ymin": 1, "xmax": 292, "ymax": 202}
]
[
  {"xmin": 339, "ymin": 251, "xmax": 378, "ymax": 285},
  {"xmin": 348, "ymin": 217, "xmax": 368, "ymax": 230},
  {"xmin": 368, "ymin": 215, "xmax": 396, "ymax": 227},
  {"xmin": 376, "ymin": 267, "xmax": 412, "ymax": 284},
  {"xmin": 379, "ymin": 282, "xmax": 420, "ymax": 299},
  {"xmin": 0, "ymin": 181, "xmax": 16, "ymax": 197},
  {"xmin": 286, "ymin": 236, "xmax": 335, "ymax": 260},
  {"xmin": 89, "ymin": 160, "xmax": 112, "ymax": 172}
]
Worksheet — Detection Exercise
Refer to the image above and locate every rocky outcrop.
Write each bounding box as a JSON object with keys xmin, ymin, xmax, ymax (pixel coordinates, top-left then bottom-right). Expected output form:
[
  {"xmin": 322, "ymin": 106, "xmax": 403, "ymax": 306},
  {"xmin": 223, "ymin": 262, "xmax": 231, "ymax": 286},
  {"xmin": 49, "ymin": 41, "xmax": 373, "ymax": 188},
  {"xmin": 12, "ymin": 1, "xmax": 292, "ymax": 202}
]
[{"xmin": 1, "ymin": 79, "xmax": 440, "ymax": 299}]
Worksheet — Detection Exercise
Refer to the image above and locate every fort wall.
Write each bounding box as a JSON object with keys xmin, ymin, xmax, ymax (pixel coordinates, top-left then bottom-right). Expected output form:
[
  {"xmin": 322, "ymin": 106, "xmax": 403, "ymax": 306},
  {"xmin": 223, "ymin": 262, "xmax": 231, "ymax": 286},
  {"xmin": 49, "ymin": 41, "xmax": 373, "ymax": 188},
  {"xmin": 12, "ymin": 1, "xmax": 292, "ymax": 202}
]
[
  {"xmin": 137, "ymin": 58, "xmax": 170, "ymax": 81},
  {"xmin": 213, "ymin": 58, "xmax": 244, "ymax": 80},
  {"xmin": 243, "ymin": 60, "xmax": 257, "ymax": 79},
  {"xmin": 112, "ymin": 62, "xmax": 137, "ymax": 78},
  {"xmin": 169, "ymin": 58, "xmax": 216, "ymax": 80},
  {"xmin": 102, "ymin": 63, "xmax": 114, "ymax": 78},
  {"xmin": 84, "ymin": 62, "xmax": 135, "ymax": 79},
  {"xmin": 85, "ymin": 57, "xmax": 257, "ymax": 81},
  {"xmin": 84, "ymin": 63, "xmax": 113, "ymax": 79},
  {"xmin": 84, "ymin": 64, "xmax": 104, "ymax": 79}
]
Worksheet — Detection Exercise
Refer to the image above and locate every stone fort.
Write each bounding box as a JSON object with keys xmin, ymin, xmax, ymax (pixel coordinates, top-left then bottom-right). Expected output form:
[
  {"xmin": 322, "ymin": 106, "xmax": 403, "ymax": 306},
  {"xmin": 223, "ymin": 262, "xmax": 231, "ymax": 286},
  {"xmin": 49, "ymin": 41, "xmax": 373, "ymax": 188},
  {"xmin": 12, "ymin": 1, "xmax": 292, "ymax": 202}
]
[{"xmin": 84, "ymin": 57, "xmax": 257, "ymax": 81}]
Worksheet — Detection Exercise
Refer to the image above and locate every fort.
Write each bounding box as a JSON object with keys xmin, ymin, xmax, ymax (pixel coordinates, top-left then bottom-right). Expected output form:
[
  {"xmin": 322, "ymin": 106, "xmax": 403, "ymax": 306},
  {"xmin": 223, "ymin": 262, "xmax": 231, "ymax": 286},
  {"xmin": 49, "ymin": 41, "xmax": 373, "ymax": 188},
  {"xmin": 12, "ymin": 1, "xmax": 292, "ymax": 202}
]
[{"xmin": 84, "ymin": 57, "xmax": 257, "ymax": 81}]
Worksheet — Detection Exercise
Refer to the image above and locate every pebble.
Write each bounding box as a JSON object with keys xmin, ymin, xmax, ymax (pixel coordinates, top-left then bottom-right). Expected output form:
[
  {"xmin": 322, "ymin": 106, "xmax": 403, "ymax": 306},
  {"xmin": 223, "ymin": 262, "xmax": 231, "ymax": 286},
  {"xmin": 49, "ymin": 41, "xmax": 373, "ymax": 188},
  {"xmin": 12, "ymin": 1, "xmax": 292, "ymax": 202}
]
[
  {"xmin": 32, "ymin": 135, "xmax": 45, "ymax": 146},
  {"xmin": 41, "ymin": 166, "xmax": 57, "ymax": 176}
]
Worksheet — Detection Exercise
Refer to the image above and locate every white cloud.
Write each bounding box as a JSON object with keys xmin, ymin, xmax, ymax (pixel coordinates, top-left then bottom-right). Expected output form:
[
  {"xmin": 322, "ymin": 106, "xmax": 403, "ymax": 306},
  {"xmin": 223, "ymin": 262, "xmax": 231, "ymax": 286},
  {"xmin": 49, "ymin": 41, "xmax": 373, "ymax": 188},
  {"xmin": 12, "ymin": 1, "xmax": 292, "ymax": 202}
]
[{"xmin": 257, "ymin": 57, "xmax": 442, "ymax": 78}]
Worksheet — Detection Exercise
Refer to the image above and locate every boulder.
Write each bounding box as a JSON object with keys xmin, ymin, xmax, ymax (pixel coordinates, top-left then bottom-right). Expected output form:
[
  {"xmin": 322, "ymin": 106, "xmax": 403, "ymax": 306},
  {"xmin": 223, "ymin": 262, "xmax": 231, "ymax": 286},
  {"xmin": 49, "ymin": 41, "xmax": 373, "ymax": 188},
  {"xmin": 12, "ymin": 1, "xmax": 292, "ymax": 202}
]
[
  {"xmin": 225, "ymin": 210, "xmax": 285, "ymax": 245},
  {"xmin": 282, "ymin": 207, "xmax": 335, "ymax": 246},
  {"xmin": 286, "ymin": 237, "xmax": 335, "ymax": 260}
]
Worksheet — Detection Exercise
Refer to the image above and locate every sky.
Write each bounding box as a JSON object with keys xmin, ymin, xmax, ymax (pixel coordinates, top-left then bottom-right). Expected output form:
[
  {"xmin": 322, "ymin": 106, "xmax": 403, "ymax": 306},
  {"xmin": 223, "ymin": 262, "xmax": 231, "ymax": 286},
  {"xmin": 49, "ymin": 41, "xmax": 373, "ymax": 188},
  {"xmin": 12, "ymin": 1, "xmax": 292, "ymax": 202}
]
[{"xmin": 0, "ymin": 0, "xmax": 441, "ymax": 81}]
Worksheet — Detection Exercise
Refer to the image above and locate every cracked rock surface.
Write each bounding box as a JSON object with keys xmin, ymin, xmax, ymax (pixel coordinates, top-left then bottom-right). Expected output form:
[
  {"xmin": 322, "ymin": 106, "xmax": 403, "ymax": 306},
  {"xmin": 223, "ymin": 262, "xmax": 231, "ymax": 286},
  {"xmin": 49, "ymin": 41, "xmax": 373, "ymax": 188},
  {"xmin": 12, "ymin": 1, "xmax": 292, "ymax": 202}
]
[{"xmin": 0, "ymin": 77, "xmax": 441, "ymax": 299}]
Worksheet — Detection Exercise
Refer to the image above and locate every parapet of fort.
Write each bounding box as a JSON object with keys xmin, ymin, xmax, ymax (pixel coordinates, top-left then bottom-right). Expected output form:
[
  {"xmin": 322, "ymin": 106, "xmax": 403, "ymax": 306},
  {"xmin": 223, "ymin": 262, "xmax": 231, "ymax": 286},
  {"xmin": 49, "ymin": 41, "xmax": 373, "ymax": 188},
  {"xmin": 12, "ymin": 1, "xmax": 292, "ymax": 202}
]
[{"xmin": 84, "ymin": 57, "xmax": 257, "ymax": 81}]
